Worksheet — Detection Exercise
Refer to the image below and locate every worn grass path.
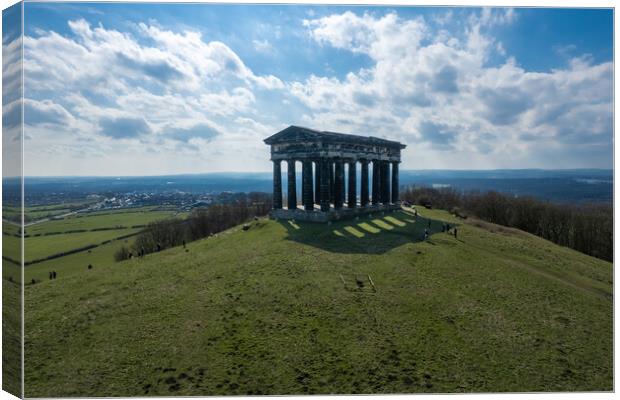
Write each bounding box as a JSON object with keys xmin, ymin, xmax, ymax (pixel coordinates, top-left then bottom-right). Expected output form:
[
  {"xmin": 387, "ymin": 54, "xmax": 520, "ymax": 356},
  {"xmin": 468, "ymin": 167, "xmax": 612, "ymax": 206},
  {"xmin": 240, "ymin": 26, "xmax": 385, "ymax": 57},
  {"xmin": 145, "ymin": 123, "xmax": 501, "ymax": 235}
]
[{"xmin": 23, "ymin": 207, "xmax": 612, "ymax": 396}]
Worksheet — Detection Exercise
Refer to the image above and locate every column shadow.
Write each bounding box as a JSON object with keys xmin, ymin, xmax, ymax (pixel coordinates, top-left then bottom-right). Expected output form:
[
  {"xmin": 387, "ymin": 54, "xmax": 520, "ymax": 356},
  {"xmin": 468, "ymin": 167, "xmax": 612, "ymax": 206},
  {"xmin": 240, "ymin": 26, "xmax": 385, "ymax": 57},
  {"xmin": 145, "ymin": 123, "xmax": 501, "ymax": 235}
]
[{"xmin": 278, "ymin": 210, "xmax": 451, "ymax": 255}]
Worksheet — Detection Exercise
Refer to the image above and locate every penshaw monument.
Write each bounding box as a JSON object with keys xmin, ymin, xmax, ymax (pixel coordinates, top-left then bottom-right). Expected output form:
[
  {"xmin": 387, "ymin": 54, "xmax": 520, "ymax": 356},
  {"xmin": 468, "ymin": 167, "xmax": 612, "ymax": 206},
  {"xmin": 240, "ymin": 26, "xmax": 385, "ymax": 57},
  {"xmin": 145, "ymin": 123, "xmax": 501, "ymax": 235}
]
[{"xmin": 264, "ymin": 125, "xmax": 406, "ymax": 222}]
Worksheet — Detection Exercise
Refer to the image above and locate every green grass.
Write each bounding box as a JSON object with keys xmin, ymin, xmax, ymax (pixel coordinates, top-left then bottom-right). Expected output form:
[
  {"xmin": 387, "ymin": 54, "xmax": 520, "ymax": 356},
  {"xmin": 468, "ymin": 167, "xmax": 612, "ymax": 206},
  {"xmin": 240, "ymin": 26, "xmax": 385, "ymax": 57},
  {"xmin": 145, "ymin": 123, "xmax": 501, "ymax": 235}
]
[
  {"xmin": 2, "ymin": 234, "xmax": 21, "ymax": 261},
  {"xmin": 25, "ymin": 237, "xmax": 136, "ymax": 282},
  {"xmin": 83, "ymin": 206, "xmax": 177, "ymax": 216},
  {"xmin": 23, "ymin": 207, "xmax": 612, "ymax": 396},
  {"xmin": 8, "ymin": 209, "xmax": 67, "ymax": 223},
  {"xmin": 3, "ymin": 229, "xmax": 22, "ymax": 397},
  {"xmin": 5, "ymin": 201, "xmax": 97, "ymax": 222},
  {"xmin": 23, "ymin": 229, "xmax": 141, "ymax": 263},
  {"xmin": 2, "ymin": 263, "xmax": 22, "ymax": 397},
  {"xmin": 14, "ymin": 208, "xmax": 180, "ymax": 264},
  {"xmin": 3, "ymin": 209, "xmax": 168, "ymax": 263},
  {"xmin": 3, "ymin": 221, "xmax": 21, "ymax": 236},
  {"xmin": 2, "ymin": 207, "xmax": 22, "ymax": 223},
  {"xmin": 25, "ymin": 210, "xmax": 179, "ymax": 236},
  {"xmin": 25, "ymin": 209, "xmax": 72, "ymax": 220}
]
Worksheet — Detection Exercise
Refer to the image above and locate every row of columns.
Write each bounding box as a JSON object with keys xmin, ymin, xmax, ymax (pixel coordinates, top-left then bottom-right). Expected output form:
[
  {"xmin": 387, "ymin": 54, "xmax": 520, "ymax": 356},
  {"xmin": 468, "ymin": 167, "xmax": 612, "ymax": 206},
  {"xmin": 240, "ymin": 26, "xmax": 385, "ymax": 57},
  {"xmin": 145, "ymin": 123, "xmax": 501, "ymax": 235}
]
[{"xmin": 272, "ymin": 159, "xmax": 400, "ymax": 211}]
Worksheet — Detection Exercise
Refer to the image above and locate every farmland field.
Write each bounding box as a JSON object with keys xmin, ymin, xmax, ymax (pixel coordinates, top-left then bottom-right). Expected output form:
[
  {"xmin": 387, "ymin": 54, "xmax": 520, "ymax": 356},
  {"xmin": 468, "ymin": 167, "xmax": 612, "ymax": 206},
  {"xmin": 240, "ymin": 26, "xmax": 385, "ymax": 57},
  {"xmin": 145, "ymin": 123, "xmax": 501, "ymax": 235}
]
[
  {"xmin": 2, "ymin": 234, "xmax": 20, "ymax": 261},
  {"xmin": 25, "ymin": 238, "xmax": 136, "ymax": 282},
  {"xmin": 25, "ymin": 209, "xmax": 179, "ymax": 235},
  {"xmin": 5, "ymin": 201, "xmax": 99, "ymax": 222},
  {"xmin": 1, "ymin": 206, "xmax": 188, "ymax": 281},
  {"xmin": 6, "ymin": 206, "xmax": 187, "ymax": 266},
  {"xmin": 24, "ymin": 228, "xmax": 141, "ymax": 263},
  {"xmin": 3, "ymin": 222, "xmax": 21, "ymax": 236}
]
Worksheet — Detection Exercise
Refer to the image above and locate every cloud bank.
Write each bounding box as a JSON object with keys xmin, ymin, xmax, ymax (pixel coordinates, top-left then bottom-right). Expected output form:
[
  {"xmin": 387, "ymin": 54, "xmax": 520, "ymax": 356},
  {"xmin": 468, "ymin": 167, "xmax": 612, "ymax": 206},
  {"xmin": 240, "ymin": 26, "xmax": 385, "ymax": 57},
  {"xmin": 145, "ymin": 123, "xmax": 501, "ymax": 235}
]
[
  {"xmin": 16, "ymin": 7, "xmax": 612, "ymax": 175},
  {"xmin": 294, "ymin": 9, "xmax": 612, "ymax": 169}
]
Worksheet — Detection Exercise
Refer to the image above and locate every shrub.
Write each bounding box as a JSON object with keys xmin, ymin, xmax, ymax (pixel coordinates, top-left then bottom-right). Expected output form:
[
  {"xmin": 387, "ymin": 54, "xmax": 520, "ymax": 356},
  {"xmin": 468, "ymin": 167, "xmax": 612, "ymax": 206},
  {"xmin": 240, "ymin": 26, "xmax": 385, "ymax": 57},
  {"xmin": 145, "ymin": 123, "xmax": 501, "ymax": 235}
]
[
  {"xmin": 124, "ymin": 194, "xmax": 272, "ymax": 261},
  {"xmin": 114, "ymin": 246, "xmax": 132, "ymax": 262}
]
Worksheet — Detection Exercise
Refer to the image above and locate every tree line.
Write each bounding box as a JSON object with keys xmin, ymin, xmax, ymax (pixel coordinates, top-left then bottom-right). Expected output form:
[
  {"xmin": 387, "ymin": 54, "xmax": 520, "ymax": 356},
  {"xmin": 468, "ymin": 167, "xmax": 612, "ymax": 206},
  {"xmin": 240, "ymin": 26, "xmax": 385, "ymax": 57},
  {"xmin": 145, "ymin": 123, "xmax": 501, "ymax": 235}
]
[
  {"xmin": 400, "ymin": 186, "xmax": 613, "ymax": 262},
  {"xmin": 115, "ymin": 192, "xmax": 271, "ymax": 261}
]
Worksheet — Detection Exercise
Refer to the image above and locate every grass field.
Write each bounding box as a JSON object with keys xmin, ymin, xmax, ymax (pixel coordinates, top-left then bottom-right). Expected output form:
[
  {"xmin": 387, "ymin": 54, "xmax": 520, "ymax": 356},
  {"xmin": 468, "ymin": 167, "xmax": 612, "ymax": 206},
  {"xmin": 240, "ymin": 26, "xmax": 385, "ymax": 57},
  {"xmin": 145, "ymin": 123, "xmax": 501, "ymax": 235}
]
[
  {"xmin": 2, "ymin": 234, "xmax": 21, "ymax": 261},
  {"xmin": 3, "ymin": 207, "xmax": 23, "ymax": 222},
  {"xmin": 23, "ymin": 228, "xmax": 141, "ymax": 263},
  {"xmin": 3, "ymin": 221, "xmax": 22, "ymax": 396},
  {"xmin": 24, "ymin": 210, "xmax": 178, "ymax": 235},
  {"xmin": 22, "ymin": 207, "xmax": 612, "ymax": 396},
  {"xmin": 2, "ymin": 207, "xmax": 183, "ymax": 266},
  {"xmin": 5, "ymin": 201, "xmax": 98, "ymax": 222},
  {"xmin": 3, "ymin": 222, "xmax": 21, "ymax": 236},
  {"xmin": 2, "ymin": 263, "xmax": 22, "ymax": 397},
  {"xmin": 25, "ymin": 238, "xmax": 136, "ymax": 282}
]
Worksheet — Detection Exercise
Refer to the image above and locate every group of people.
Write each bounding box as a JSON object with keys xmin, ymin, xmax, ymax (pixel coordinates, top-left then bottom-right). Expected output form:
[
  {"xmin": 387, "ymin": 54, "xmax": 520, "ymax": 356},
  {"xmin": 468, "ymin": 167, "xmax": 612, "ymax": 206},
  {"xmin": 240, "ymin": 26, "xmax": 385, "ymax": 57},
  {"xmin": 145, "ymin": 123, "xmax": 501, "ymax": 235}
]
[
  {"xmin": 132, "ymin": 242, "xmax": 171, "ymax": 259},
  {"xmin": 128, "ymin": 246, "xmax": 152, "ymax": 259},
  {"xmin": 423, "ymin": 223, "xmax": 458, "ymax": 240},
  {"xmin": 415, "ymin": 210, "xmax": 458, "ymax": 241},
  {"xmin": 441, "ymin": 223, "xmax": 458, "ymax": 238}
]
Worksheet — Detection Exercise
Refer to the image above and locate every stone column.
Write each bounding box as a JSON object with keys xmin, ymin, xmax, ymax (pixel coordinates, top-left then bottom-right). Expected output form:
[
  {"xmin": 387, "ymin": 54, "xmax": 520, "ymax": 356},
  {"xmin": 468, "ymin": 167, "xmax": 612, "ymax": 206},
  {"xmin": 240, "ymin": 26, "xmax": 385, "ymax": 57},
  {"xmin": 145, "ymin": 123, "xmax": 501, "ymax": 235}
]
[
  {"xmin": 320, "ymin": 159, "xmax": 330, "ymax": 212},
  {"xmin": 329, "ymin": 161, "xmax": 335, "ymax": 205},
  {"xmin": 348, "ymin": 161, "xmax": 356, "ymax": 208},
  {"xmin": 372, "ymin": 160, "xmax": 381, "ymax": 205},
  {"xmin": 341, "ymin": 165, "xmax": 346, "ymax": 204},
  {"xmin": 334, "ymin": 160, "xmax": 344, "ymax": 209},
  {"xmin": 272, "ymin": 160, "xmax": 282, "ymax": 209},
  {"xmin": 287, "ymin": 159, "xmax": 297, "ymax": 210},
  {"xmin": 360, "ymin": 160, "xmax": 369, "ymax": 207},
  {"xmin": 314, "ymin": 161, "xmax": 321, "ymax": 205},
  {"xmin": 381, "ymin": 160, "xmax": 390, "ymax": 204},
  {"xmin": 302, "ymin": 160, "xmax": 314, "ymax": 211},
  {"xmin": 391, "ymin": 161, "xmax": 399, "ymax": 204}
]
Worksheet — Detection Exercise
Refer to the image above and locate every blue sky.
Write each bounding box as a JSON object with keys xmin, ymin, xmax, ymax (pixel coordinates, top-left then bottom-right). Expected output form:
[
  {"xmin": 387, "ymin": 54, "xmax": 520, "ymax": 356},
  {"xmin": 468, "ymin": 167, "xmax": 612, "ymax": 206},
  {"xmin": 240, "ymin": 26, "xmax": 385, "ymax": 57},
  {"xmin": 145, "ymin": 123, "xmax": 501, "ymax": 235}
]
[{"xmin": 5, "ymin": 3, "xmax": 613, "ymax": 175}]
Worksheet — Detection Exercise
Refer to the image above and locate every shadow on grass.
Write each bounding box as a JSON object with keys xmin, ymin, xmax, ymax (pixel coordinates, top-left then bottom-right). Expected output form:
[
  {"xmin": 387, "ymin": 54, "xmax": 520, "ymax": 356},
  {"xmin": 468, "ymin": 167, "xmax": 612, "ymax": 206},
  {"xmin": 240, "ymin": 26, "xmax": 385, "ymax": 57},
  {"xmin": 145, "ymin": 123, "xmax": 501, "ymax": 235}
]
[{"xmin": 278, "ymin": 209, "xmax": 450, "ymax": 255}]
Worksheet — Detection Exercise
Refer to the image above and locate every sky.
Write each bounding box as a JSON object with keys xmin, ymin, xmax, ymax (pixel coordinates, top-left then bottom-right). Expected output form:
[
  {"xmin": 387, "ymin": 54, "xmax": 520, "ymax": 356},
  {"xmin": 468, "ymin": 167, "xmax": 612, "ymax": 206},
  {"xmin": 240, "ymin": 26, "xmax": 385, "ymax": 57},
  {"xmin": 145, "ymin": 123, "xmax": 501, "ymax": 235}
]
[
  {"xmin": 2, "ymin": 3, "xmax": 614, "ymax": 176},
  {"xmin": 2, "ymin": 2, "xmax": 22, "ymax": 178}
]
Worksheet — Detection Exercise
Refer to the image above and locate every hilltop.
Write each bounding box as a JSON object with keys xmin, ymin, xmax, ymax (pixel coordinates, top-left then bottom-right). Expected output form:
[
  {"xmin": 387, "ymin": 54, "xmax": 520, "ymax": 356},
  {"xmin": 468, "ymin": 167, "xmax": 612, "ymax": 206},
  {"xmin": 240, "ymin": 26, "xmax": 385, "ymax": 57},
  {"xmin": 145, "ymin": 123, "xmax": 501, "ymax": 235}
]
[{"xmin": 23, "ymin": 207, "xmax": 612, "ymax": 396}]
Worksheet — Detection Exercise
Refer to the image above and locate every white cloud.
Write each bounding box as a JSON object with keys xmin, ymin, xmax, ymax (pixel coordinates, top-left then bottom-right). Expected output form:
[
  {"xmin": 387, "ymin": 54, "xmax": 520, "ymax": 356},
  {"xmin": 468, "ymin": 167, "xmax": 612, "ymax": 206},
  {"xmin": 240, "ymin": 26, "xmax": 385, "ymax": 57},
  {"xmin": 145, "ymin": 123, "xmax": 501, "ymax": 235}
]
[
  {"xmin": 22, "ymin": 19, "xmax": 287, "ymax": 175},
  {"xmin": 2, "ymin": 35, "xmax": 23, "ymax": 178},
  {"xmin": 252, "ymin": 39, "xmax": 273, "ymax": 53},
  {"xmin": 24, "ymin": 99, "xmax": 75, "ymax": 126},
  {"xmin": 137, "ymin": 22, "xmax": 283, "ymax": 90},
  {"xmin": 304, "ymin": 11, "xmax": 426, "ymax": 61},
  {"xmin": 479, "ymin": 7, "xmax": 517, "ymax": 27},
  {"xmin": 292, "ymin": 9, "xmax": 612, "ymax": 168},
  {"xmin": 19, "ymin": 9, "xmax": 613, "ymax": 175}
]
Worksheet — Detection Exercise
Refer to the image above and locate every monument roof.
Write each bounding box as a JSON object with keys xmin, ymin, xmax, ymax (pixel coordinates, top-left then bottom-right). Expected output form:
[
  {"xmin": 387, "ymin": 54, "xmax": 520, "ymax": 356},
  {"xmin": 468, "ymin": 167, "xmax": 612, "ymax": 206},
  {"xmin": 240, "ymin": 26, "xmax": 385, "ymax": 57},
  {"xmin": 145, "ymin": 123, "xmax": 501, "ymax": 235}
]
[{"xmin": 264, "ymin": 125, "xmax": 406, "ymax": 149}]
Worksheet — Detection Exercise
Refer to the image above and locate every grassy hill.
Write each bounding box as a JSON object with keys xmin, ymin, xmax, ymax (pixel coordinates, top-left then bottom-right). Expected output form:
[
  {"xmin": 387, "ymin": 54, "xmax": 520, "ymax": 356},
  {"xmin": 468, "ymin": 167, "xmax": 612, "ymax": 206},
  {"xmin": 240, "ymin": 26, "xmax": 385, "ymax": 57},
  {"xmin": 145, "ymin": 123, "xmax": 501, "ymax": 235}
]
[{"xmin": 23, "ymin": 207, "xmax": 612, "ymax": 396}]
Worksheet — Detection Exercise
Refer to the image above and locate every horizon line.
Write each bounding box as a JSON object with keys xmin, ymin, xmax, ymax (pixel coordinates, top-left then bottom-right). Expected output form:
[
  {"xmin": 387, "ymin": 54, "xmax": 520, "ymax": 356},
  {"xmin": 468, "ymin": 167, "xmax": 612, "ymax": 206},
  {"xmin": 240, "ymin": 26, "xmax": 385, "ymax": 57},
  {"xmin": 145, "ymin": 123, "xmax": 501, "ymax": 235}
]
[{"xmin": 2, "ymin": 167, "xmax": 613, "ymax": 180}]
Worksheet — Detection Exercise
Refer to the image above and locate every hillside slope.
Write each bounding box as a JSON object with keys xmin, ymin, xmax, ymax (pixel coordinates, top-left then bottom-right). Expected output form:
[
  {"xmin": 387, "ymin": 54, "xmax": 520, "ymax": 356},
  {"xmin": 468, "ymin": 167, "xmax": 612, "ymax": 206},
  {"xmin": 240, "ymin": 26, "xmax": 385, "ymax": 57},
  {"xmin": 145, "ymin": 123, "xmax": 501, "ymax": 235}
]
[{"xmin": 23, "ymin": 207, "xmax": 612, "ymax": 396}]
